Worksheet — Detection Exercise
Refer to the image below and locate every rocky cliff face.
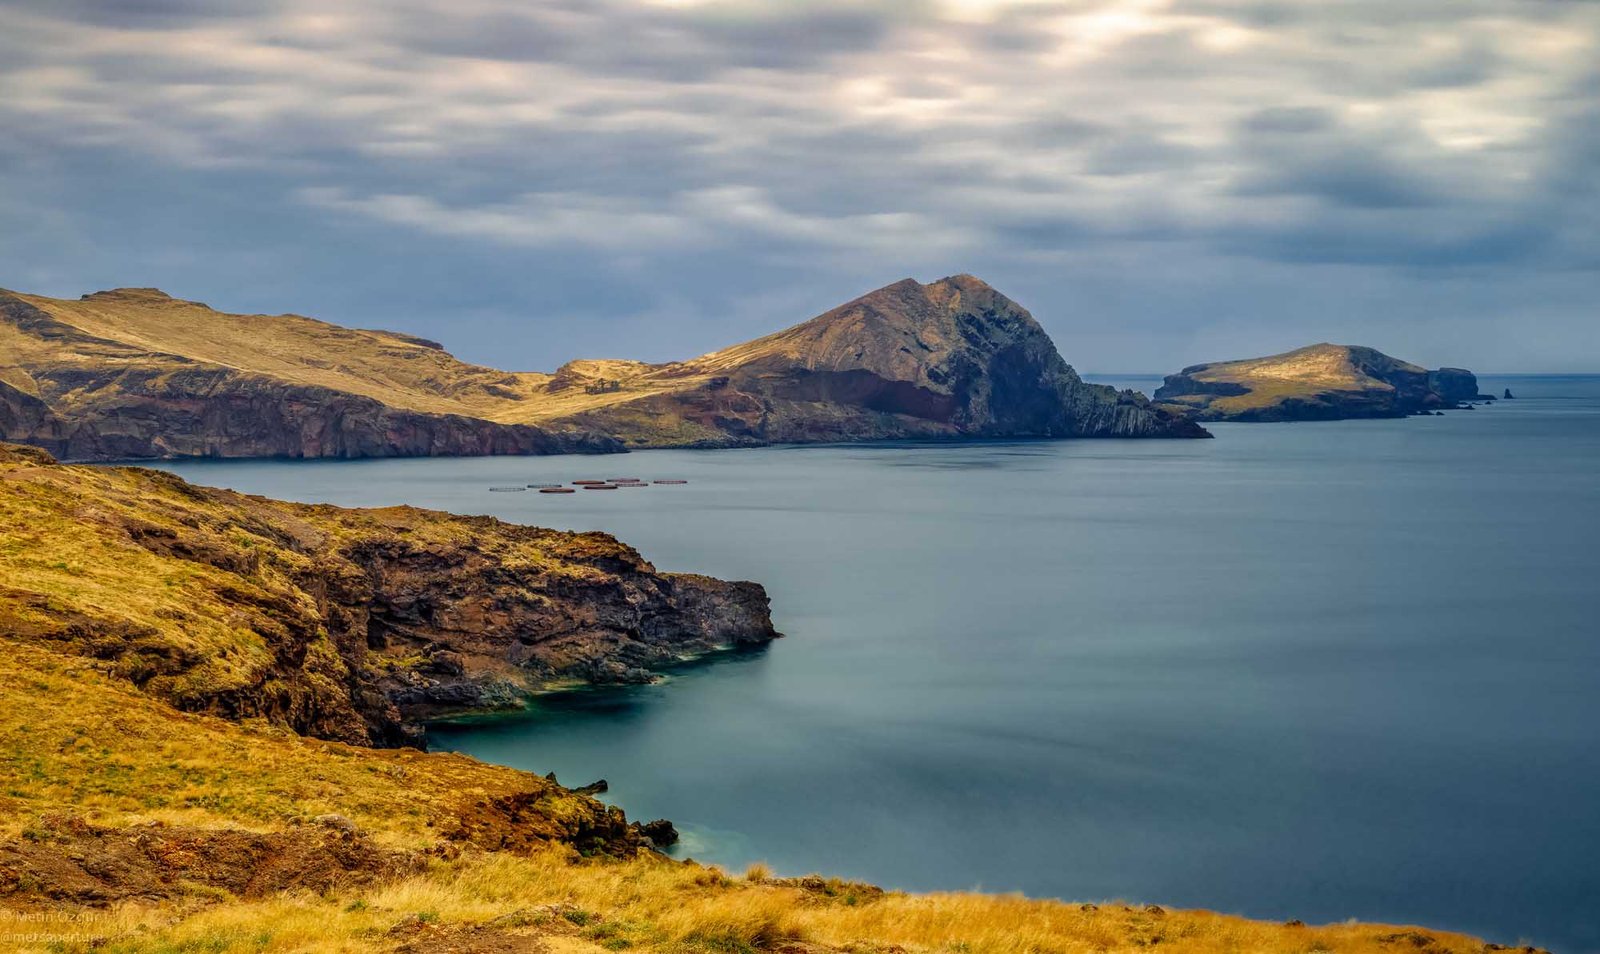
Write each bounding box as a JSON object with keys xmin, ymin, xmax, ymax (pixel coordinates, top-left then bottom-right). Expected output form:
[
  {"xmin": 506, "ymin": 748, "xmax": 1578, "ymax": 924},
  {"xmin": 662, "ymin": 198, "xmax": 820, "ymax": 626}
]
[
  {"xmin": 1, "ymin": 277, "xmax": 1206, "ymax": 461},
  {"xmin": 568, "ymin": 276, "xmax": 1210, "ymax": 442},
  {"xmin": 1154, "ymin": 344, "xmax": 1485, "ymax": 422},
  {"xmin": 1428, "ymin": 367, "xmax": 1489, "ymax": 405},
  {"xmin": 0, "ymin": 443, "xmax": 776, "ymax": 748}
]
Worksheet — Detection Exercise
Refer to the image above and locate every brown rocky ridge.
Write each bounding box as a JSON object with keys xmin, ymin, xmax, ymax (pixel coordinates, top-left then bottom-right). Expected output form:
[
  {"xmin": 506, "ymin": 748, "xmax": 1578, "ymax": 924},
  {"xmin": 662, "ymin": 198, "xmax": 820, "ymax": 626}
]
[
  {"xmin": 0, "ymin": 275, "xmax": 1206, "ymax": 462},
  {"xmin": 1154, "ymin": 343, "xmax": 1490, "ymax": 422}
]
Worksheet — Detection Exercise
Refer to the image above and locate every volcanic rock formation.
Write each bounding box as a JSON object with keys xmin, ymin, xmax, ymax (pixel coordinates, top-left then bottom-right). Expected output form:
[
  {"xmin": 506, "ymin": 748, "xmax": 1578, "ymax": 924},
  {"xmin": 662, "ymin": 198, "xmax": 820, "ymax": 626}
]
[{"xmin": 1154, "ymin": 343, "xmax": 1486, "ymax": 422}]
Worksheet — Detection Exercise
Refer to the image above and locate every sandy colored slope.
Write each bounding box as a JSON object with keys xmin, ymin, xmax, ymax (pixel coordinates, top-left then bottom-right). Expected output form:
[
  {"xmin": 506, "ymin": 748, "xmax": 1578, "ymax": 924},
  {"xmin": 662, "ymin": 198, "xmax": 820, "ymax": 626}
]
[
  {"xmin": 12, "ymin": 287, "xmax": 561, "ymax": 419},
  {"xmin": 1185, "ymin": 343, "xmax": 1419, "ymax": 412},
  {"xmin": 10, "ymin": 288, "xmax": 748, "ymax": 424}
]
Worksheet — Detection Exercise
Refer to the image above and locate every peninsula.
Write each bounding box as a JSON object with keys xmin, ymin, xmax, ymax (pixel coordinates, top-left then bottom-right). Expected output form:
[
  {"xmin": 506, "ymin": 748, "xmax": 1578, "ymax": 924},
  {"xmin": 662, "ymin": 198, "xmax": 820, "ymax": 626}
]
[
  {"xmin": 0, "ymin": 443, "xmax": 1520, "ymax": 952},
  {"xmin": 0, "ymin": 275, "xmax": 1204, "ymax": 462}
]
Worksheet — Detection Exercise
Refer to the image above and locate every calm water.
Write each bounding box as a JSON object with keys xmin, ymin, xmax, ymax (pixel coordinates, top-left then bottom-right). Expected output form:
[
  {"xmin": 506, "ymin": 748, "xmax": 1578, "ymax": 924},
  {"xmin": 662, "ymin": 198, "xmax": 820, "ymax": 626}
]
[{"xmin": 149, "ymin": 375, "xmax": 1600, "ymax": 952}]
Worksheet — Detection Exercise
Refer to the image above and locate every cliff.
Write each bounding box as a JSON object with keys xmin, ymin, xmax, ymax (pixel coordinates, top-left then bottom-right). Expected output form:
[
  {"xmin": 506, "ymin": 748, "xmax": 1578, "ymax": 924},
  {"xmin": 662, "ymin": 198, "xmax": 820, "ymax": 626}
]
[
  {"xmin": 0, "ymin": 277, "xmax": 1205, "ymax": 462},
  {"xmin": 1154, "ymin": 343, "xmax": 1489, "ymax": 422},
  {"xmin": 0, "ymin": 442, "xmax": 776, "ymax": 748}
]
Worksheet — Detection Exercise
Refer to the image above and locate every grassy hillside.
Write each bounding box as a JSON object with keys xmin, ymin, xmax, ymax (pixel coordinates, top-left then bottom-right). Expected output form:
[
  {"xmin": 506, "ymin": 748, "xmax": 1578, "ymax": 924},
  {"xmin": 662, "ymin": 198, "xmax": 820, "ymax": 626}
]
[
  {"xmin": 0, "ymin": 442, "xmax": 773, "ymax": 746},
  {"xmin": 5, "ymin": 287, "xmax": 557, "ymax": 421}
]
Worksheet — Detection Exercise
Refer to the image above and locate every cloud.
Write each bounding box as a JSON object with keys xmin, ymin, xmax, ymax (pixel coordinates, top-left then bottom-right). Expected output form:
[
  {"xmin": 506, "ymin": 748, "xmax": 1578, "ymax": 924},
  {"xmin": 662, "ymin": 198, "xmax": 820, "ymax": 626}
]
[
  {"xmin": 0, "ymin": 0, "xmax": 1596, "ymax": 371},
  {"xmin": 295, "ymin": 187, "xmax": 708, "ymax": 250}
]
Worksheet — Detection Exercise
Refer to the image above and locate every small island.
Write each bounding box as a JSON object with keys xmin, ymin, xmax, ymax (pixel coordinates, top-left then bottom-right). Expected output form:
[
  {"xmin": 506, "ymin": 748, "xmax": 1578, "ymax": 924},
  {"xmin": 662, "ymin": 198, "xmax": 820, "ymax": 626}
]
[{"xmin": 1153, "ymin": 343, "xmax": 1492, "ymax": 422}]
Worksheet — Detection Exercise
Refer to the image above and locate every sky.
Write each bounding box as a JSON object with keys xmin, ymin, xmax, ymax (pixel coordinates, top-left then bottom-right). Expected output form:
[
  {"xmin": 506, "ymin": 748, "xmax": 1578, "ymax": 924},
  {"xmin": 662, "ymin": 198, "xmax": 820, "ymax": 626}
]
[{"xmin": 0, "ymin": 0, "xmax": 1596, "ymax": 373}]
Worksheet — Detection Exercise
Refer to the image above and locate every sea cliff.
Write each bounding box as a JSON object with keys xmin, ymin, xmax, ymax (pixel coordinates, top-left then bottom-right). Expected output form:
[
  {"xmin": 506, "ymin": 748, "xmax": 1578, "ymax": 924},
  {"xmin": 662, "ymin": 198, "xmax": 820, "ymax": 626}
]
[{"xmin": 0, "ymin": 442, "xmax": 775, "ymax": 747}]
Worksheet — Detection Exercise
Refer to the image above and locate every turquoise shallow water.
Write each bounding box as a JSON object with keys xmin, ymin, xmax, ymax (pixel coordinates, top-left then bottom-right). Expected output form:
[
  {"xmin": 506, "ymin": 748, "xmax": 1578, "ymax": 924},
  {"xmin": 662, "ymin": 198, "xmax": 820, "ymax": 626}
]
[{"xmin": 150, "ymin": 375, "xmax": 1600, "ymax": 952}]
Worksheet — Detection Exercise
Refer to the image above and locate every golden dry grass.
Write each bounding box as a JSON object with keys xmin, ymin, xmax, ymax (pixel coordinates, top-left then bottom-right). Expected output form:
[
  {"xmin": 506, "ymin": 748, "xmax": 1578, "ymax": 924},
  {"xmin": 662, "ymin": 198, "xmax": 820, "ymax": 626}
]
[
  {"xmin": 1159, "ymin": 344, "xmax": 1429, "ymax": 414},
  {"xmin": 0, "ymin": 848, "xmax": 1506, "ymax": 954},
  {"xmin": 8, "ymin": 287, "xmax": 729, "ymax": 427},
  {"xmin": 0, "ymin": 638, "xmax": 584, "ymax": 848}
]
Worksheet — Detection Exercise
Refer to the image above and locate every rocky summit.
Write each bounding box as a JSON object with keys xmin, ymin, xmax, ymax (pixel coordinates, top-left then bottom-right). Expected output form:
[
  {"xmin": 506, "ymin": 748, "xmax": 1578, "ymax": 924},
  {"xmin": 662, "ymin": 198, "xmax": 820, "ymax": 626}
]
[
  {"xmin": 0, "ymin": 276, "xmax": 1206, "ymax": 462},
  {"xmin": 1154, "ymin": 343, "xmax": 1489, "ymax": 422}
]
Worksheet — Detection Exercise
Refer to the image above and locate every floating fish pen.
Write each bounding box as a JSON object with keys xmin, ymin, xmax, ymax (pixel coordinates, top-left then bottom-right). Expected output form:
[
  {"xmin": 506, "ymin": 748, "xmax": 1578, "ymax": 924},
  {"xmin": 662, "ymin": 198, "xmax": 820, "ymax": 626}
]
[
  {"xmin": 616, "ymin": 482, "xmax": 648, "ymax": 487},
  {"xmin": 582, "ymin": 484, "xmax": 619, "ymax": 490},
  {"xmin": 538, "ymin": 487, "xmax": 576, "ymax": 494},
  {"xmin": 572, "ymin": 480, "xmax": 609, "ymax": 486},
  {"xmin": 608, "ymin": 478, "xmax": 641, "ymax": 483},
  {"xmin": 653, "ymin": 479, "xmax": 688, "ymax": 485},
  {"xmin": 488, "ymin": 486, "xmax": 527, "ymax": 492},
  {"xmin": 527, "ymin": 483, "xmax": 564, "ymax": 489}
]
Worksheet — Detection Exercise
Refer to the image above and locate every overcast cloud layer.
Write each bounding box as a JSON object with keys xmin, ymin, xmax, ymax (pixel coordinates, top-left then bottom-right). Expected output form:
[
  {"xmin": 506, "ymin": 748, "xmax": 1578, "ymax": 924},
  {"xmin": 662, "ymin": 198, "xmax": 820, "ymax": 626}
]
[{"xmin": 1, "ymin": 0, "xmax": 1595, "ymax": 372}]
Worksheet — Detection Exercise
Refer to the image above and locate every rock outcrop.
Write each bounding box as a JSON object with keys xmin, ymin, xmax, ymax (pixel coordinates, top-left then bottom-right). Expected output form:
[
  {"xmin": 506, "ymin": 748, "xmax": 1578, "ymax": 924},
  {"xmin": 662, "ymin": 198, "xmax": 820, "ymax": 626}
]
[
  {"xmin": 1, "ymin": 277, "xmax": 1206, "ymax": 462},
  {"xmin": 0, "ymin": 814, "xmax": 420, "ymax": 904},
  {"xmin": 0, "ymin": 442, "xmax": 777, "ymax": 748},
  {"xmin": 1154, "ymin": 344, "xmax": 1486, "ymax": 422}
]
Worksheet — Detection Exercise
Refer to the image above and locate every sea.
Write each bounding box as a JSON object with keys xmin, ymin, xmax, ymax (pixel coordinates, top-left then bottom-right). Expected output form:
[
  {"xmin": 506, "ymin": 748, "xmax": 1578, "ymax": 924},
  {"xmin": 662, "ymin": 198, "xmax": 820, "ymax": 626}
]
[{"xmin": 146, "ymin": 374, "xmax": 1600, "ymax": 952}]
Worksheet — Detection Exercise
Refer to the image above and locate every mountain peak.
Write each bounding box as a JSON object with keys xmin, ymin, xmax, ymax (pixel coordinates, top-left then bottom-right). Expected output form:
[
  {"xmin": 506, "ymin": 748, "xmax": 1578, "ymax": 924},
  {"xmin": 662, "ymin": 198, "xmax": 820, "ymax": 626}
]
[
  {"xmin": 871, "ymin": 273, "xmax": 997, "ymax": 297},
  {"xmin": 934, "ymin": 272, "xmax": 992, "ymax": 290}
]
